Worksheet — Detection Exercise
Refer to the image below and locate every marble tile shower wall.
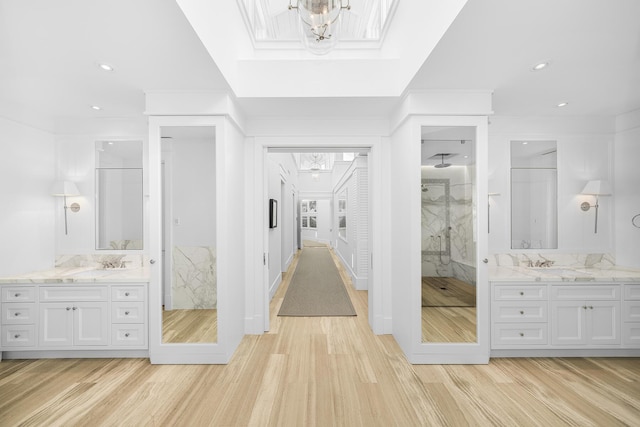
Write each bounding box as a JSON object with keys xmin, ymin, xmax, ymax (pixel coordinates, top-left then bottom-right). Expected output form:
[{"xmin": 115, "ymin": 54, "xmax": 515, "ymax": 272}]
[
  {"xmin": 172, "ymin": 246, "xmax": 217, "ymax": 309},
  {"xmin": 490, "ymin": 253, "xmax": 616, "ymax": 268},
  {"xmin": 421, "ymin": 178, "xmax": 476, "ymax": 283}
]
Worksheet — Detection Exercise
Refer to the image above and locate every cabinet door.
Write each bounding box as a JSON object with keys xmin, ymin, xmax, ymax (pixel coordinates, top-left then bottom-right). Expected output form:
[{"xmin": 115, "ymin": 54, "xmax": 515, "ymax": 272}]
[
  {"xmin": 551, "ymin": 301, "xmax": 586, "ymax": 345},
  {"xmin": 39, "ymin": 303, "xmax": 73, "ymax": 347},
  {"xmin": 74, "ymin": 302, "xmax": 109, "ymax": 346},
  {"xmin": 588, "ymin": 301, "xmax": 620, "ymax": 345}
]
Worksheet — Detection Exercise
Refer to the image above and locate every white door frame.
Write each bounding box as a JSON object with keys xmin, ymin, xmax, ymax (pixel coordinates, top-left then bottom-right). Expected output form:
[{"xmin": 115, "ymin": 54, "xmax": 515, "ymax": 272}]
[
  {"xmin": 409, "ymin": 116, "xmax": 489, "ymax": 364},
  {"xmin": 255, "ymin": 137, "xmax": 385, "ymax": 335},
  {"xmin": 148, "ymin": 115, "xmax": 231, "ymax": 364}
]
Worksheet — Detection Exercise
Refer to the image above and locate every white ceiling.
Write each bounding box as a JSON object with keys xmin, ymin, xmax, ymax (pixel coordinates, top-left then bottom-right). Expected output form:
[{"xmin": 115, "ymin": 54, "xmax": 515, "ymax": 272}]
[{"xmin": 0, "ymin": 0, "xmax": 639, "ymax": 133}]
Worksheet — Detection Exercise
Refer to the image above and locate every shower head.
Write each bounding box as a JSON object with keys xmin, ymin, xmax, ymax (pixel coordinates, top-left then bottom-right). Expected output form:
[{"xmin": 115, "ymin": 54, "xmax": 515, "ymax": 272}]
[{"xmin": 435, "ymin": 153, "xmax": 451, "ymax": 168}]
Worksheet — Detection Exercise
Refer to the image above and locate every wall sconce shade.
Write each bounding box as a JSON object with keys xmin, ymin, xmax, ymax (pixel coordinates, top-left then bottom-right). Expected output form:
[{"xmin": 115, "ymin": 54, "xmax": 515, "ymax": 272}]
[
  {"xmin": 51, "ymin": 180, "xmax": 80, "ymax": 235},
  {"xmin": 580, "ymin": 180, "xmax": 611, "ymax": 234}
]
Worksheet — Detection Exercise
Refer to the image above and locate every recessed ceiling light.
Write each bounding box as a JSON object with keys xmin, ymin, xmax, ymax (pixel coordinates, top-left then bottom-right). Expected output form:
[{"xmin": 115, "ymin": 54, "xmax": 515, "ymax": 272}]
[
  {"xmin": 98, "ymin": 63, "xmax": 114, "ymax": 72},
  {"xmin": 557, "ymin": 102, "xmax": 569, "ymax": 107},
  {"xmin": 91, "ymin": 105, "xmax": 101, "ymax": 110},
  {"xmin": 531, "ymin": 62, "xmax": 549, "ymax": 71}
]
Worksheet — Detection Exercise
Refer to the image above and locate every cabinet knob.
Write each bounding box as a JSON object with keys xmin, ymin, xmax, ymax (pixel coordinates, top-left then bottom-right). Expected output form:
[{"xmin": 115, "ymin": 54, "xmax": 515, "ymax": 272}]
[
  {"xmin": 72, "ymin": 307, "xmax": 77, "ymax": 311},
  {"xmin": 125, "ymin": 292, "xmax": 130, "ymax": 297},
  {"xmin": 125, "ymin": 333, "xmax": 130, "ymax": 338},
  {"xmin": 520, "ymin": 310, "xmax": 524, "ymax": 315},
  {"xmin": 519, "ymin": 292, "xmax": 524, "ymax": 296},
  {"xmin": 14, "ymin": 293, "xmax": 20, "ymax": 297},
  {"xmin": 589, "ymin": 306, "xmax": 594, "ymax": 310},
  {"xmin": 149, "ymin": 259, "xmax": 156, "ymax": 264},
  {"xmin": 125, "ymin": 311, "xmax": 130, "ymax": 316},
  {"xmin": 519, "ymin": 332, "xmax": 524, "ymax": 337},
  {"xmin": 14, "ymin": 334, "xmax": 20, "ymax": 339},
  {"xmin": 583, "ymin": 306, "xmax": 587, "ymax": 309},
  {"xmin": 66, "ymin": 307, "xmax": 71, "ymax": 311},
  {"xmin": 14, "ymin": 312, "xmax": 20, "ymax": 316}
]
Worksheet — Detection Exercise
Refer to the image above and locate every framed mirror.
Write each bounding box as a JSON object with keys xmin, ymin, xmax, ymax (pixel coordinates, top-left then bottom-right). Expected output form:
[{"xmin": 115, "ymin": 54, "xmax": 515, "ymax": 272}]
[
  {"xmin": 421, "ymin": 127, "xmax": 477, "ymax": 343},
  {"xmin": 160, "ymin": 126, "xmax": 217, "ymax": 344},
  {"xmin": 510, "ymin": 141, "xmax": 557, "ymax": 249},
  {"xmin": 95, "ymin": 140, "xmax": 143, "ymax": 250}
]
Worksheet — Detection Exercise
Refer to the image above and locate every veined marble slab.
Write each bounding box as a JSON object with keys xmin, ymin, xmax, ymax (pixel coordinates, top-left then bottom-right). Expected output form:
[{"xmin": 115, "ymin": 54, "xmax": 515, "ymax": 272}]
[
  {"xmin": 0, "ymin": 266, "xmax": 149, "ymax": 284},
  {"xmin": 489, "ymin": 265, "xmax": 640, "ymax": 282}
]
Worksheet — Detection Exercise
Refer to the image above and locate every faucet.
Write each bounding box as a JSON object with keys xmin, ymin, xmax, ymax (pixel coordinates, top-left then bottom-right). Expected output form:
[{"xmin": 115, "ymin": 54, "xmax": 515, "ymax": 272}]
[{"xmin": 101, "ymin": 260, "xmax": 117, "ymax": 269}]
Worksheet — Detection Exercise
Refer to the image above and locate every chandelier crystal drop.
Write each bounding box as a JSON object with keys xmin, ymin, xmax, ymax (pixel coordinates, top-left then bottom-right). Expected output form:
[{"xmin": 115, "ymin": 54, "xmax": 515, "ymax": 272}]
[{"xmin": 289, "ymin": 0, "xmax": 350, "ymax": 55}]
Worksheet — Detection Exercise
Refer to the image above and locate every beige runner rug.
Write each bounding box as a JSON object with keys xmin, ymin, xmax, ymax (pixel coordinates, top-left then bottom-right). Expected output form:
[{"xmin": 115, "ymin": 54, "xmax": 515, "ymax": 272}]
[{"xmin": 278, "ymin": 247, "xmax": 356, "ymax": 317}]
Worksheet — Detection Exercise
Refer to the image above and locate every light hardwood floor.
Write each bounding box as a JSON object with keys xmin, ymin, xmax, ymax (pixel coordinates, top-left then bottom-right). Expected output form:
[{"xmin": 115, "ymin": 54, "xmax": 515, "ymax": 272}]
[
  {"xmin": 1, "ymin": 251, "xmax": 639, "ymax": 426},
  {"xmin": 162, "ymin": 309, "xmax": 217, "ymax": 343}
]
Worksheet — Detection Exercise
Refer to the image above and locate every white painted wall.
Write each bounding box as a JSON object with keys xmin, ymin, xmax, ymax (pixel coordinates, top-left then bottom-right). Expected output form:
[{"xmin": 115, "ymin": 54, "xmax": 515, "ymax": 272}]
[
  {"xmin": 334, "ymin": 156, "xmax": 369, "ymax": 290},
  {"xmin": 614, "ymin": 109, "xmax": 640, "ymax": 268},
  {"xmin": 488, "ymin": 116, "xmax": 615, "ymax": 255},
  {"xmin": 0, "ymin": 117, "xmax": 55, "ymax": 275},
  {"xmin": 54, "ymin": 133, "xmax": 146, "ymax": 255}
]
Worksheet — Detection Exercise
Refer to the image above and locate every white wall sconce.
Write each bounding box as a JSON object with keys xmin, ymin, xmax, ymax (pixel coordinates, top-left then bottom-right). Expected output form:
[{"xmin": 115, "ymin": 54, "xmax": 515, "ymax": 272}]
[
  {"xmin": 51, "ymin": 180, "xmax": 80, "ymax": 235},
  {"xmin": 580, "ymin": 180, "xmax": 611, "ymax": 234}
]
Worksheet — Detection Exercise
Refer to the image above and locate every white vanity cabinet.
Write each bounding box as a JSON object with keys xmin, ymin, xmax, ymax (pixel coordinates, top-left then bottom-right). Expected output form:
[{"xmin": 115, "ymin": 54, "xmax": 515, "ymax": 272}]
[
  {"xmin": 0, "ymin": 282, "xmax": 148, "ymax": 357},
  {"xmin": 39, "ymin": 286, "xmax": 109, "ymax": 347},
  {"xmin": 623, "ymin": 284, "xmax": 640, "ymax": 346},
  {"xmin": 550, "ymin": 285, "xmax": 620, "ymax": 346},
  {"xmin": 491, "ymin": 281, "xmax": 640, "ymax": 355}
]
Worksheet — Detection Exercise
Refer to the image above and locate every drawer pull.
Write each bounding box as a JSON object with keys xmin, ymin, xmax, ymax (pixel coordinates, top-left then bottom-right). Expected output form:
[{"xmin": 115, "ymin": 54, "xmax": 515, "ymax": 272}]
[
  {"xmin": 125, "ymin": 333, "xmax": 130, "ymax": 338},
  {"xmin": 14, "ymin": 312, "xmax": 20, "ymax": 316},
  {"xmin": 583, "ymin": 306, "xmax": 587, "ymax": 310},
  {"xmin": 14, "ymin": 334, "xmax": 20, "ymax": 339},
  {"xmin": 14, "ymin": 293, "xmax": 20, "ymax": 297},
  {"xmin": 588, "ymin": 306, "xmax": 594, "ymax": 310},
  {"xmin": 72, "ymin": 307, "xmax": 77, "ymax": 311},
  {"xmin": 125, "ymin": 292, "xmax": 130, "ymax": 297},
  {"xmin": 125, "ymin": 311, "xmax": 130, "ymax": 316},
  {"xmin": 519, "ymin": 332, "xmax": 524, "ymax": 337},
  {"xmin": 519, "ymin": 292, "xmax": 524, "ymax": 296},
  {"xmin": 520, "ymin": 311, "xmax": 524, "ymax": 315},
  {"xmin": 66, "ymin": 307, "xmax": 71, "ymax": 311}
]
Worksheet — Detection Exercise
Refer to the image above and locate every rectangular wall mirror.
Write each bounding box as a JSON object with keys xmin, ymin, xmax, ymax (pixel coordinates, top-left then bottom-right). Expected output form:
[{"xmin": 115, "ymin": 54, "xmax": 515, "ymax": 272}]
[
  {"xmin": 510, "ymin": 140, "xmax": 557, "ymax": 249},
  {"xmin": 421, "ymin": 126, "xmax": 477, "ymax": 343},
  {"xmin": 95, "ymin": 140, "xmax": 143, "ymax": 250}
]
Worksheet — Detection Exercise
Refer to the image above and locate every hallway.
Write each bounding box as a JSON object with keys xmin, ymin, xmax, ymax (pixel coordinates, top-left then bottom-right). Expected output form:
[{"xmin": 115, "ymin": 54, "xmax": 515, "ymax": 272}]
[{"xmin": 1, "ymin": 249, "xmax": 639, "ymax": 425}]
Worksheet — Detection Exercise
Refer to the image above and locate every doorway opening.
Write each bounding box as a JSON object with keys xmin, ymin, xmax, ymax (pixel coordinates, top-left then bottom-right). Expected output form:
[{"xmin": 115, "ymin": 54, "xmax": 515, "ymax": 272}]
[{"xmin": 263, "ymin": 148, "xmax": 373, "ymax": 330}]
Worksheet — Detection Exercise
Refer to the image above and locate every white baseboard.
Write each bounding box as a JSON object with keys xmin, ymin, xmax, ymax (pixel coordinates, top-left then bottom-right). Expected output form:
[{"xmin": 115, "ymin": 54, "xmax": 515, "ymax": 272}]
[
  {"xmin": 269, "ymin": 272, "xmax": 282, "ymax": 300},
  {"xmin": 2, "ymin": 350, "xmax": 149, "ymax": 359}
]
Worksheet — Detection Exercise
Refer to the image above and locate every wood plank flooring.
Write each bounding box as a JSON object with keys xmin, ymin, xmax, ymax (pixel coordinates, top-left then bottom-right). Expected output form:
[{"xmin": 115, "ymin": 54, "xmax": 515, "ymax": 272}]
[
  {"xmin": 422, "ymin": 307, "xmax": 477, "ymax": 343},
  {"xmin": 1, "ymin": 250, "xmax": 639, "ymax": 426},
  {"xmin": 162, "ymin": 309, "xmax": 217, "ymax": 343},
  {"xmin": 422, "ymin": 276, "xmax": 476, "ymax": 307}
]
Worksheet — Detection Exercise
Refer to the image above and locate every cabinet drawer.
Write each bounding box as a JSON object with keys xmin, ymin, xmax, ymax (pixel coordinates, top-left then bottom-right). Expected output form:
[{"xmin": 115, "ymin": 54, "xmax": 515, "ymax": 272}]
[
  {"xmin": 2, "ymin": 324, "xmax": 36, "ymax": 347},
  {"xmin": 493, "ymin": 301, "xmax": 547, "ymax": 323},
  {"xmin": 2, "ymin": 303, "xmax": 36, "ymax": 324},
  {"xmin": 622, "ymin": 323, "xmax": 640, "ymax": 347},
  {"xmin": 2, "ymin": 287, "xmax": 36, "ymax": 302},
  {"xmin": 492, "ymin": 323, "xmax": 548, "ymax": 346},
  {"xmin": 111, "ymin": 324, "xmax": 145, "ymax": 346},
  {"xmin": 552, "ymin": 285, "xmax": 620, "ymax": 301},
  {"xmin": 624, "ymin": 285, "xmax": 640, "ymax": 300},
  {"xmin": 111, "ymin": 286, "xmax": 144, "ymax": 302},
  {"xmin": 493, "ymin": 285, "xmax": 547, "ymax": 301},
  {"xmin": 623, "ymin": 301, "xmax": 640, "ymax": 322},
  {"xmin": 111, "ymin": 302, "xmax": 145, "ymax": 323},
  {"xmin": 40, "ymin": 286, "xmax": 108, "ymax": 302}
]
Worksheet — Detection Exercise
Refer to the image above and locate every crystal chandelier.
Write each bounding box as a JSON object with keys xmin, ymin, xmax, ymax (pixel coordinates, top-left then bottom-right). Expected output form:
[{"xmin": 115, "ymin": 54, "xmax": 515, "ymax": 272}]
[{"xmin": 289, "ymin": 0, "xmax": 351, "ymax": 55}]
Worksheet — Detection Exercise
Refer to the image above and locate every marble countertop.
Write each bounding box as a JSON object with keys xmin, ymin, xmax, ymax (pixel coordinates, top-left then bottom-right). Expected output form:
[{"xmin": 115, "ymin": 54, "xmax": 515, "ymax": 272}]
[
  {"xmin": 489, "ymin": 265, "xmax": 640, "ymax": 283},
  {"xmin": 0, "ymin": 267, "xmax": 150, "ymax": 284}
]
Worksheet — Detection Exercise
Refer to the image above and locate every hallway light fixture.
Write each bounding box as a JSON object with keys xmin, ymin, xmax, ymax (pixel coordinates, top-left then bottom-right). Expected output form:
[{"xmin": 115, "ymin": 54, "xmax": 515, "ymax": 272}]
[
  {"xmin": 289, "ymin": 0, "xmax": 350, "ymax": 55},
  {"xmin": 580, "ymin": 180, "xmax": 611, "ymax": 234},
  {"xmin": 51, "ymin": 180, "xmax": 80, "ymax": 235}
]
